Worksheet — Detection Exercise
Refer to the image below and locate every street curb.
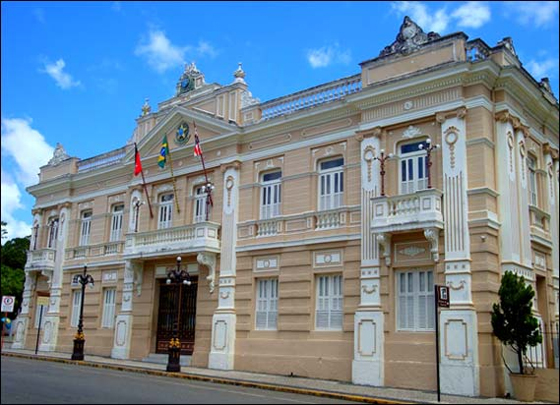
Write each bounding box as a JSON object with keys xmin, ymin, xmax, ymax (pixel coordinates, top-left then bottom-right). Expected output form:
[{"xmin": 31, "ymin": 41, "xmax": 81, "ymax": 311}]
[{"xmin": 2, "ymin": 352, "xmax": 412, "ymax": 404}]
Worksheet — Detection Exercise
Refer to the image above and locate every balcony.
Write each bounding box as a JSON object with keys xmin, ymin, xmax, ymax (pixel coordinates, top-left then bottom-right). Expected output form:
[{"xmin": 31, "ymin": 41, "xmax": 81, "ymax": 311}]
[
  {"xmin": 529, "ymin": 205, "xmax": 551, "ymax": 245},
  {"xmin": 65, "ymin": 241, "xmax": 125, "ymax": 260},
  {"xmin": 124, "ymin": 222, "xmax": 221, "ymax": 259},
  {"xmin": 25, "ymin": 248, "xmax": 56, "ymax": 272},
  {"xmin": 371, "ymin": 189, "xmax": 444, "ymax": 234}
]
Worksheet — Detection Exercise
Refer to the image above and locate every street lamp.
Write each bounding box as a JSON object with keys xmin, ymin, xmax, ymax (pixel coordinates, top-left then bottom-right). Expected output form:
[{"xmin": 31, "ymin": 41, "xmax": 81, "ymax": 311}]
[
  {"xmin": 374, "ymin": 149, "xmax": 393, "ymax": 197},
  {"xmin": 419, "ymin": 138, "xmax": 440, "ymax": 189},
  {"xmin": 71, "ymin": 264, "xmax": 94, "ymax": 361},
  {"xmin": 166, "ymin": 256, "xmax": 192, "ymax": 372},
  {"xmin": 133, "ymin": 199, "xmax": 145, "ymax": 233}
]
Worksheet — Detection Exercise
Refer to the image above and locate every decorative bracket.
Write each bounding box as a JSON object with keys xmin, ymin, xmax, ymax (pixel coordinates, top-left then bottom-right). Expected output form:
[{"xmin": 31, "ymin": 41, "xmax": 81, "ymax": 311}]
[
  {"xmin": 424, "ymin": 228, "xmax": 440, "ymax": 262},
  {"xmin": 376, "ymin": 233, "xmax": 391, "ymax": 266},
  {"xmin": 197, "ymin": 252, "xmax": 217, "ymax": 294}
]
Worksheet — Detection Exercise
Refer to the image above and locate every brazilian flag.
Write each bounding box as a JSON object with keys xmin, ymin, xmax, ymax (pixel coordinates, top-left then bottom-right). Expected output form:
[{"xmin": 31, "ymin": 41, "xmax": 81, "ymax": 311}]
[{"xmin": 158, "ymin": 135, "xmax": 168, "ymax": 168}]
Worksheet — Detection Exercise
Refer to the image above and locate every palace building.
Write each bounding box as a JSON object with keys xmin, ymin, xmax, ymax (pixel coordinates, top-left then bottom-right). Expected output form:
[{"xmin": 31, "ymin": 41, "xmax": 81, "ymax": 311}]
[{"xmin": 13, "ymin": 17, "xmax": 559, "ymax": 397}]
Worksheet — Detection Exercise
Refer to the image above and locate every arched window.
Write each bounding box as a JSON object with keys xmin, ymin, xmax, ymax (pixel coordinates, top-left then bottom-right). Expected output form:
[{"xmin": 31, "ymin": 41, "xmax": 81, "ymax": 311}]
[
  {"xmin": 158, "ymin": 193, "xmax": 174, "ymax": 229},
  {"xmin": 260, "ymin": 171, "xmax": 282, "ymax": 219},
  {"xmin": 527, "ymin": 155, "xmax": 538, "ymax": 206},
  {"xmin": 79, "ymin": 211, "xmax": 92, "ymax": 246},
  {"xmin": 318, "ymin": 157, "xmax": 344, "ymax": 211},
  {"xmin": 109, "ymin": 204, "xmax": 124, "ymax": 241},
  {"xmin": 193, "ymin": 186, "xmax": 208, "ymax": 223},
  {"xmin": 47, "ymin": 217, "xmax": 59, "ymax": 249},
  {"xmin": 399, "ymin": 140, "xmax": 429, "ymax": 194}
]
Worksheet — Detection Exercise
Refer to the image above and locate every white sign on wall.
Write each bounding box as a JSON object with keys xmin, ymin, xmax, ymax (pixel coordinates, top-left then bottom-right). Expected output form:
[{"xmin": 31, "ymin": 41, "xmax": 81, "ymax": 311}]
[{"xmin": 1, "ymin": 296, "xmax": 16, "ymax": 312}]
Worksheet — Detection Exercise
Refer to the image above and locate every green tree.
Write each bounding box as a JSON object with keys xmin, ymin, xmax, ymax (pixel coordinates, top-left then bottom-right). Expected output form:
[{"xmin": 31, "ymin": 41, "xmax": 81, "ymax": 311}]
[
  {"xmin": 0, "ymin": 224, "xmax": 30, "ymax": 319},
  {"xmin": 491, "ymin": 271, "xmax": 542, "ymax": 374}
]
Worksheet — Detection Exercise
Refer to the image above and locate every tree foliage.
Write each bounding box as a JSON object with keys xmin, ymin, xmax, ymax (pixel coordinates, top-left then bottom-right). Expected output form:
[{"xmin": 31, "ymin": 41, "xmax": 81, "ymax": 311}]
[
  {"xmin": 491, "ymin": 271, "xmax": 542, "ymax": 374},
  {"xmin": 0, "ymin": 223, "xmax": 30, "ymax": 319}
]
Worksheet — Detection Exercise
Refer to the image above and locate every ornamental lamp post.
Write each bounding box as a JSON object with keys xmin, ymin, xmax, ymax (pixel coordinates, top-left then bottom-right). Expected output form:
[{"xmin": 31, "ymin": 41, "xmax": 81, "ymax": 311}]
[
  {"xmin": 419, "ymin": 138, "xmax": 440, "ymax": 189},
  {"xmin": 200, "ymin": 181, "xmax": 215, "ymax": 221},
  {"xmin": 71, "ymin": 264, "xmax": 94, "ymax": 361},
  {"xmin": 133, "ymin": 200, "xmax": 145, "ymax": 232},
  {"xmin": 166, "ymin": 256, "xmax": 192, "ymax": 372},
  {"xmin": 374, "ymin": 149, "xmax": 393, "ymax": 197}
]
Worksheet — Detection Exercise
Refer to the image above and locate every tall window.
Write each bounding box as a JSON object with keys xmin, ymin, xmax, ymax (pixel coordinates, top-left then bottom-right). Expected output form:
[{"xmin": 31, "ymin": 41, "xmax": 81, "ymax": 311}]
[
  {"xmin": 396, "ymin": 269, "xmax": 434, "ymax": 331},
  {"xmin": 101, "ymin": 288, "xmax": 117, "ymax": 328},
  {"xmin": 70, "ymin": 290, "xmax": 82, "ymax": 328},
  {"xmin": 260, "ymin": 171, "xmax": 282, "ymax": 219},
  {"xmin": 527, "ymin": 156, "xmax": 538, "ymax": 206},
  {"xmin": 255, "ymin": 278, "xmax": 278, "ymax": 330},
  {"xmin": 318, "ymin": 158, "xmax": 344, "ymax": 211},
  {"xmin": 316, "ymin": 274, "xmax": 343, "ymax": 330},
  {"xmin": 158, "ymin": 193, "xmax": 174, "ymax": 229},
  {"xmin": 47, "ymin": 217, "xmax": 59, "ymax": 249},
  {"xmin": 193, "ymin": 187, "xmax": 207, "ymax": 223},
  {"xmin": 80, "ymin": 211, "xmax": 92, "ymax": 246},
  {"xmin": 400, "ymin": 141, "xmax": 428, "ymax": 194},
  {"xmin": 109, "ymin": 204, "xmax": 124, "ymax": 242}
]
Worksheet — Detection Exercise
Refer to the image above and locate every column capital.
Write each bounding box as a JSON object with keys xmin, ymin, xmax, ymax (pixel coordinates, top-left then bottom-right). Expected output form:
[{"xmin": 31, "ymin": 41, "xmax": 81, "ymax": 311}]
[
  {"xmin": 220, "ymin": 160, "xmax": 242, "ymax": 173},
  {"xmin": 494, "ymin": 109, "xmax": 528, "ymax": 138},
  {"xmin": 436, "ymin": 106, "xmax": 467, "ymax": 124},
  {"xmin": 32, "ymin": 208, "xmax": 42, "ymax": 216},
  {"xmin": 57, "ymin": 202, "xmax": 72, "ymax": 210},
  {"xmin": 355, "ymin": 126, "xmax": 386, "ymax": 142}
]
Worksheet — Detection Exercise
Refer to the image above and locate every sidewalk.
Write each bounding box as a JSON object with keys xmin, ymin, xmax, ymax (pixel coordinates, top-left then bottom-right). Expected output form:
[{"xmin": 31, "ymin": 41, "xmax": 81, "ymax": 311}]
[{"xmin": 0, "ymin": 347, "xmax": 549, "ymax": 404}]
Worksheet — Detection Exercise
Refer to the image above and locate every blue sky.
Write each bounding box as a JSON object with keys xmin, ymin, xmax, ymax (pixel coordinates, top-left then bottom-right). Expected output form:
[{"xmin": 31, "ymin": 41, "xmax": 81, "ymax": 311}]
[{"xmin": 1, "ymin": 1, "xmax": 559, "ymax": 241}]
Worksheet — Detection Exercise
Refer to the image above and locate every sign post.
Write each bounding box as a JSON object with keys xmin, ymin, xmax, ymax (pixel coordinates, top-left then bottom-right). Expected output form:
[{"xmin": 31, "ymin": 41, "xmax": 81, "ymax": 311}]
[
  {"xmin": 35, "ymin": 297, "xmax": 50, "ymax": 355},
  {"xmin": 434, "ymin": 285, "xmax": 449, "ymax": 402},
  {"xmin": 1, "ymin": 296, "xmax": 16, "ymax": 353}
]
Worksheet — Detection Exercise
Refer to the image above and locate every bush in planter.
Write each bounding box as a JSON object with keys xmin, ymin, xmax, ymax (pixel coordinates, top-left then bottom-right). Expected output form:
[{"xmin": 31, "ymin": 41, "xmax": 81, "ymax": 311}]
[{"xmin": 491, "ymin": 270, "xmax": 542, "ymax": 375}]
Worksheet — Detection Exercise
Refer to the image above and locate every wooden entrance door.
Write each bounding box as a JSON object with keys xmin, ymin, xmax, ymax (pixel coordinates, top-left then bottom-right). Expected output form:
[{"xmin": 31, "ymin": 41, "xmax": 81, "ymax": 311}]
[{"xmin": 156, "ymin": 276, "xmax": 198, "ymax": 355}]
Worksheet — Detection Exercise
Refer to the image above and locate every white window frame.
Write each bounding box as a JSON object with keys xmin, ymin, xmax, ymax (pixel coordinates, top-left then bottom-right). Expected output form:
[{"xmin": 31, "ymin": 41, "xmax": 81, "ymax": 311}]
[
  {"xmin": 399, "ymin": 141, "xmax": 428, "ymax": 195},
  {"xmin": 260, "ymin": 171, "xmax": 282, "ymax": 220},
  {"xmin": 255, "ymin": 278, "xmax": 278, "ymax": 330},
  {"xmin": 315, "ymin": 274, "xmax": 343, "ymax": 330},
  {"xmin": 47, "ymin": 218, "xmax": 59, "ymax": 249},
  {"xmin": 527, "ymin": 155, "xmax": 538, "ymax": 206},
  {"xmin": 101, "ymin": 288, "xmax": 117, "ymax": 328},
  {"xmin": 109, "ymin": 204, "xmax": 124, "ymax": 242},
  {"xmin": 193, "ymin": 186, "xmax": 207, "ymax": 223},
  {"xmin": 70, "ymin": 290, "xmax": 82, "ymax": 328},
  {"xmin": 79, "ymin": 211, "xmax": 92, "ymax": 246},
  {"xmin": 158, "ymin": 193, "xmax": 174, "ymax": 229},
  {"xmin": 396, "ymin": 268, "xmax": 435, "ymax": 332},
  {"xmin": 318, "ymin": 158, "xmax": 344, "ymax": 211}
]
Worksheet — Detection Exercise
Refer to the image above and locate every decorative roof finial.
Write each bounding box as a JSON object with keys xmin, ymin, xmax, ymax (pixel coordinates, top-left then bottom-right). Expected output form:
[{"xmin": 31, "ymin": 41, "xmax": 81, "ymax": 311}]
[
  {"xmin": 233, "ymin": 62, "xmax": 246, "ymax": 83},
  {"xmin": 379, "ymin": 16, "xmax": 440, "ymax": 57},
  {"xmin": 141, "ymin": 98, "xmax": 151, "ymax": 116},
  {"xmin": 48, "ymin": 143, "xmax": 70, "ymax": 166}
]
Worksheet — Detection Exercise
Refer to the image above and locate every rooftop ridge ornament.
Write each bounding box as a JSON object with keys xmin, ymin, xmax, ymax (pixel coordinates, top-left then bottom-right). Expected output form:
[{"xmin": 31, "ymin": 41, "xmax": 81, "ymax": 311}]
[
  {"xmin": 48, "ymin": 143, "xmax": 70, "ymax": 166},
  {"xmin": 141, "ymin": 98, "xmax": 151, "ymax": 116},
  {"xmin": 233, "ymin": 62, "xmax": 246, "ymax": 83},
  {"xmin": 379, "ymin": 16, "xmax": 441, "ymax": 57}
]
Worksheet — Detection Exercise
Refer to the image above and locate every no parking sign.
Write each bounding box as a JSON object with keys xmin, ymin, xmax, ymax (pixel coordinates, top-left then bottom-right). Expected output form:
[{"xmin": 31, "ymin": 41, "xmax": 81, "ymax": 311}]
[{"xmin": 1, "ymin": 296, "xmax": 15, "ymax": 313}]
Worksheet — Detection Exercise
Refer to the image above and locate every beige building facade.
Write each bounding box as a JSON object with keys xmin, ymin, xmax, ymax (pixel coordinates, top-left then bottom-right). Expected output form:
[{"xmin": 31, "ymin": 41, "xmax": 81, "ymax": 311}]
[{"xmin": 14, "ymin": 17, "xmax": 559, "ymax": 397}]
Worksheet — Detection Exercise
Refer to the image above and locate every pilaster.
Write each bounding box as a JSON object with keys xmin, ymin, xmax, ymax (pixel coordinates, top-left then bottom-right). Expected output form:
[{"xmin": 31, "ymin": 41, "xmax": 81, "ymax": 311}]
[
  {"xmin": 209, "ymin": 163, "xmax": 240, "ymax": 370},
  {"xmin": 353, "ymin": 127, "xmax": 384, "ymax": 386},
  {"xmin": 11, "ymin": 273, "xmax": 37, "ymax": 349},
  {"xmin": 439, "ymin": 108, "xmax": 479, "ymax": 396}
]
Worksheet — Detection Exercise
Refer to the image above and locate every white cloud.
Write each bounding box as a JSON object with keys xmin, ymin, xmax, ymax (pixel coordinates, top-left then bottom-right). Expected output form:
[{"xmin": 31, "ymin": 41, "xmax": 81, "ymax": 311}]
[
  {"xmin": 196, "ymin": 40, "xmax": 218, "ymax": 58},
  {"xmin": 41, "ymin": 59, "xmax": 81, "ymax": 89},
  {"xmin": 1, "ymin": 117, "xmax": 54, "ymax": 187},
  {"xmin": 452, "ymin": 2, "xmax": 491, "ymax": 28},
  {"xmin": 135, "ymin": 29, "xmax": 187, "ymax": 73},
  {"xmin": 526, "ymin": 57, "xmax": 559, "ymax": 80},
  {"xmin": 391, "ymin": 1, "xmax": 492, "ymax": 33},
  {"xmin": 1, "ymin": 118, "xmax": 54, "ymax": 241},
  {"xmin": 307, "ymin": 43, "xmax": 351, "ymax": 68},
  {"xmin": 504, "ymin": 1, "xmax": 559, "ymax": 28}
]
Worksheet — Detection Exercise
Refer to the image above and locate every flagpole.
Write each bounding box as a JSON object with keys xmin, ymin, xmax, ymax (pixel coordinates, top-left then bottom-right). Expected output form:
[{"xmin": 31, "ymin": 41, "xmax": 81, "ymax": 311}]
[
  {"xmin": 166, "ymin": 144, "xmax": 181, "ymax": 214},
  {"xmin": 193, "ymin": 121, "xmax": 214, "ymax": 220},
  {"xmin": 135, "ymin": 143, "xmax": 154, "ymax": 218}
]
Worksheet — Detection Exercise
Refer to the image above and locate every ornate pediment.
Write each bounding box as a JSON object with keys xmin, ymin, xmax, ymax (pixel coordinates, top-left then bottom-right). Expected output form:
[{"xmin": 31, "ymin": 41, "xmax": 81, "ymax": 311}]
[
  {"xmin": 48, "ymin": 143, "xmax": 70, "ymax": 166},
  {"xmin": 379, "ymin": 16, "xmax": 441, "ymax": 57}
]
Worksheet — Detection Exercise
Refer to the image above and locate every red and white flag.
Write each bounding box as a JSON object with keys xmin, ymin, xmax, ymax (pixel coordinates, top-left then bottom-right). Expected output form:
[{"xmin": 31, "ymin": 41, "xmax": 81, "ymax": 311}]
[
  {"xmin": 193, "ymin": 122, "xmax": 203, "ymax": 157},
  {"xmin": 134, "ymin": 143, "xmax": 143, "ymax": 176}
]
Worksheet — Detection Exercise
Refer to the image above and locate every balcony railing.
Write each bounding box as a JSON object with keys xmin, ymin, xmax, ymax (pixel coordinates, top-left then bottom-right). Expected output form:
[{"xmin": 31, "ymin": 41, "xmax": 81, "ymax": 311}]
[
  {"xmin": 65, "ymin": 241, "xmax": 125, "ymax": 260},
  {"xmin": 76, "ymin": 146, "xmax": 128, "ymax": 173},
  {"xmin": 124, "ymin": 222, "xmax": 221, "ymax": 258},
  {"xmin": 529, "ymin": 205, "xmax": 551, "ymax": 242},
  {"xmin": 258, "ymin": 74, "xmax": 362, "ymax": 121},
  {"xmin": 25, "ymin": 248, "xmax": 56, "ymax": 271},
  {"xmin": 371, "ymin": 189, "xmax": 444, "ymax": 233}
]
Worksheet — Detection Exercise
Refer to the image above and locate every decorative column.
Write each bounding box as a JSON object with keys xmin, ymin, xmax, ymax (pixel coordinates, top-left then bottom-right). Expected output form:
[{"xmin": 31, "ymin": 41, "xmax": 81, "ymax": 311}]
[
  {"xmin": 543, "ymin": 146, "xmax": 559, "ymax": 321},
  {"xmin": 352, "ymin": 127, "xmax": 385, "ymax": 386},
  {"xmin": 39, "ymin": 203, "xmax": 71, "ymax": 352},
  {"xmin": 515, "ymin": 125, "xmax": 533, "ymax": 269},
  {"xmin": 11, "ymin": 273, "xmax": 37, "ymax": 349},
  {"xmin": 111, "ymin": 260, "xmax": 143, "ymax": 359},
  {"xmin": 208, "ymin": 162, "xmax": 240, "ymax": 370},
  {"xmin": 437, "ymin": 108, "xmax": 479, "ymax": 396}
]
